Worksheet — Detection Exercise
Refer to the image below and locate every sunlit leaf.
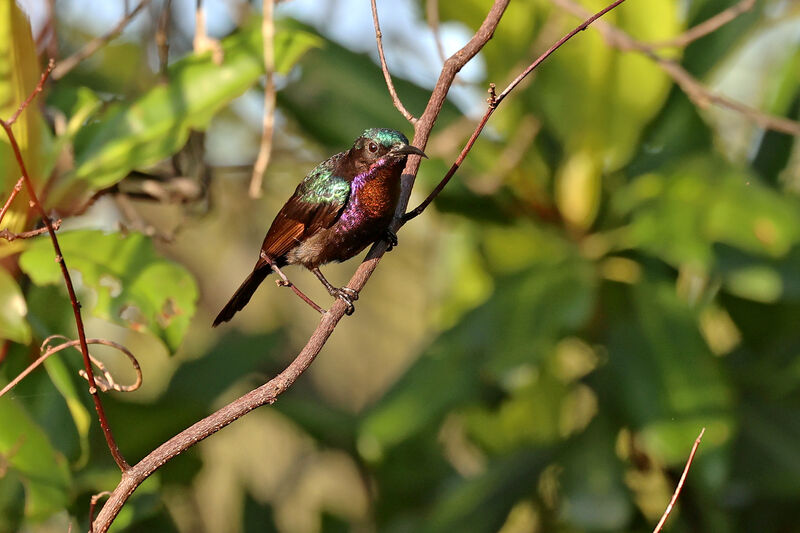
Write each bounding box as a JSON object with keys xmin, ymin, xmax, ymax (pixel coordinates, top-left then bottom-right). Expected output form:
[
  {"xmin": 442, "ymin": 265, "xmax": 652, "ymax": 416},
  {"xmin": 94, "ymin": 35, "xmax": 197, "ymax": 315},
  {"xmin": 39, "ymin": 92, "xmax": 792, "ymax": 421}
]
[{"xmin": 19, "ymin": 230, "xmax": 198, "ymax": 351}]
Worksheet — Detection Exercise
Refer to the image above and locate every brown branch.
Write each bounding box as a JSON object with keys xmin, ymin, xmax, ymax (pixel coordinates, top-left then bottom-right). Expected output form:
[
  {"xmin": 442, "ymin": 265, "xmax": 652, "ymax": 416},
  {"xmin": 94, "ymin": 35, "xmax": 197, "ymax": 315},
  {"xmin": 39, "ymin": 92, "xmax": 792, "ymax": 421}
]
[
  {"xmin": 51, "ymin": 0, "xmax": 153, "ymax": 80},
  {"xmin": 92, "ymin": 1, "xmax": 636, "ymax": 530},
  {"xmin": 0, "ymin": 337, "xmax": 142, "ymax": 400},
  {"xmin": 370, "ymin": 0, "xmax": 417, "ymax": 124},
  {"xmin": 552, "ymin": 0, "xmax": 800, "ymax": 137},
  {"xmin": 0, "ymin": 219, "xmax": 61, "ymax": 241},
  {"xmin": 650, "ymin": 0, "xmax": 756, "ymax": 49},
  {"xmin": 652, "ymin": 428, "xmax": 706, "ymax": 533},
  {"xmin": 0, "ymin": 63, "xmax": 129, "ymax": 471},
  {"xmin": 248, "ymin": 0, "xmax": 277, "ymax": 198}
]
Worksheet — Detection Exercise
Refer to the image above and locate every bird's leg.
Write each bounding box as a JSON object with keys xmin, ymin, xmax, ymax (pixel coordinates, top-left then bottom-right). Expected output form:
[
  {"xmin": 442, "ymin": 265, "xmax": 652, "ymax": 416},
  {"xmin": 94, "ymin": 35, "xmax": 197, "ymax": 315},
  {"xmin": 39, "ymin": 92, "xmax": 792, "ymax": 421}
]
[
  {"xmin": 311, "ymin": 267, "xmax": 358, "ymax": 316},
  {"xmin": 383, "ymin": 228, "xmax": 398, "ymax": 252},
  {"xmin": 260, "ymin": 251, "xmax": 324, "ymax": 314}
]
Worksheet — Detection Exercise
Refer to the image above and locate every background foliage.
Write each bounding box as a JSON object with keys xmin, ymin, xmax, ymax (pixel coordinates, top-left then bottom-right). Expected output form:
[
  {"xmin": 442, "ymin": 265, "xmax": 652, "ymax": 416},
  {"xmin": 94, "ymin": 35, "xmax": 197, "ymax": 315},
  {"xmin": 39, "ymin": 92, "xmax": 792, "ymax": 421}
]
[{"xmin": 2, "ymin": 0, "xmax": 800, "ymax": 531}]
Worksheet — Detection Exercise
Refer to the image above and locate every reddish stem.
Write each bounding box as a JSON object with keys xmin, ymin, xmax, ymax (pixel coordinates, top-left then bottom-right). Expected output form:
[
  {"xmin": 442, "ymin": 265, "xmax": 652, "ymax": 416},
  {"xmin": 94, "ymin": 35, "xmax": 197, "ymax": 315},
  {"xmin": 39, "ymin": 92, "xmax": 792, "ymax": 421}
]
[{"xmin": 0, "ymin": 63, "xmax": 129, "ymax": 471}]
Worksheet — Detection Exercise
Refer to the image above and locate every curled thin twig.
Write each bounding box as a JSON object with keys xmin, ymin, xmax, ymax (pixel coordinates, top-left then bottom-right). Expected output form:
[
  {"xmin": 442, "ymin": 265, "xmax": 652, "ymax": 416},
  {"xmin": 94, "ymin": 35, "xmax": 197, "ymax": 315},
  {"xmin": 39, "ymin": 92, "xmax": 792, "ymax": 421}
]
[
  {"xmin": 0, "ymin": 336, "xmax": 142, "ymax": 399},
  {"xmin": 652, "ymin": 428, "xmax": 706, "ymax": 533},
  {"xmin": 370, "ymin": 0, "xmax": 417, "ymax": 124}
]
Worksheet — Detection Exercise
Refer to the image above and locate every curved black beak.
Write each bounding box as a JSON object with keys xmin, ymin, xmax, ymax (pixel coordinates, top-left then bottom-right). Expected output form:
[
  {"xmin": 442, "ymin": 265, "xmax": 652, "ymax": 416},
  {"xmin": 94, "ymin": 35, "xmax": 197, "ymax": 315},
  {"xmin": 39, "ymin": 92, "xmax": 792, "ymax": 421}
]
[{"xmin": 393, "ymin": 144, "xmax": 428, "ymax": 158}]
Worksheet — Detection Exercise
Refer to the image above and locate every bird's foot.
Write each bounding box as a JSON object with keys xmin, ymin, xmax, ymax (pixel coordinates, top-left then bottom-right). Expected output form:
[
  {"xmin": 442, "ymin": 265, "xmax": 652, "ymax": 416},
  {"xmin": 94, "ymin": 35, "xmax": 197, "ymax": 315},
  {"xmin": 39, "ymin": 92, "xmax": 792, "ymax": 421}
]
[
  {"xmin": 384, "ymin": 229, "xmax": 398, "ymax": 252},
  {"xmin": 332, "ymin": 287, "xmax": 358, "ymax": 315}
]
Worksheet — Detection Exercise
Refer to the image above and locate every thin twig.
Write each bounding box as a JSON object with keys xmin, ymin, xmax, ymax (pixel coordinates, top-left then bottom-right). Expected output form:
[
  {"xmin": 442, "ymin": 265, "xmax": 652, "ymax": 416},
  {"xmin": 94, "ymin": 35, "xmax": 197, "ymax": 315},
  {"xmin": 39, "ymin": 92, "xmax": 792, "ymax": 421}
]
[
  {"xmin": 370, "ymin": 0, "xmax": 417, "ymax": 124},
  {"xmin": 650, "ymin": 0, "xmax": 756, "ymax": 49},
  {"xmin": 92, "ymin": 1, "xmax": 635, "ymax": 530},
  {"xmin": 51, "ymin": 0, "xmax": 152, "ymax": 80},
  {"xmin": 193, "ymin": 0, "xmax": 224, "ymax": 65},
  {"xmin": 552, "ymin": 0, "xmax": 800, "ymax": 137},
  {"xmin": 7, "ymin": 60, "xmax": 55, "ymax": 126},
  {"xmin": 0, "ymin": 176, "xmax": 24, "ymax": 226},
  {"xmin": 652, "ymin": 428, "xmax": 706, "ymax": 533},
  {"xmin": 0, "ymin": 337, "xmax": 142, "ymax": 400},
  {"xmin": 405, "ymin": 0, "xmax": 628, "ymax": 221},
  {"xmin": 0, "ymin": 63, "xmax": 130, "ymax": 471},
  {"xmin": 0, "ymin": 219, "xmax": 61, "ymax": 241},
  {"xmin": 249, "ymin": 0, "xmax": 277, "ymax": 198},
  {"xmin": 426, "ymin": 0, "xmax": 447, "ymax": 66},
  {"xmin": 89, "ymin": 492, "xmax": 112, "ymax": 533}
]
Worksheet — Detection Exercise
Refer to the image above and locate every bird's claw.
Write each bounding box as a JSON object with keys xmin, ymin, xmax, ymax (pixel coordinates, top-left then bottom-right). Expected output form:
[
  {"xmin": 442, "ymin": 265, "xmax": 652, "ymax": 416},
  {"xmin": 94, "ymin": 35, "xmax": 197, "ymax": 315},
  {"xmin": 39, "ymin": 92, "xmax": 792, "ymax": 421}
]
[
  {"xmin": 333, "ymin": 287, "xmax": 358, "ymax": 315},
  {"xmin": 384, "ymin": 229, "xmax": 398, "ymax": 252}
]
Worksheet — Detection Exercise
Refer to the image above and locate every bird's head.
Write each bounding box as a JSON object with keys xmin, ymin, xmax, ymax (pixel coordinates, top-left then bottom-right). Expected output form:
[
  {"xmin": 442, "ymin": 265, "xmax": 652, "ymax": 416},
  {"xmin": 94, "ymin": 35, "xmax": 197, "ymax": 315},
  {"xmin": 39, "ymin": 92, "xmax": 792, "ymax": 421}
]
[{"xmin": 350, "ymin": 128, "xmax": 427, "ymax": 174}]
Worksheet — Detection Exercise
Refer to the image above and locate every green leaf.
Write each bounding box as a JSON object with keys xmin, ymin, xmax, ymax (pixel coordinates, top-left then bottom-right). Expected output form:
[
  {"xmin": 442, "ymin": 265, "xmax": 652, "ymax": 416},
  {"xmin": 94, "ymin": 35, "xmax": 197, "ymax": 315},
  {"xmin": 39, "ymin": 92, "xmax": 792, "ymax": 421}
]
[
  {"xmin": 532, "ymin": 0, "xmax": 680, "ymax": 171},
  {"xmin": 422, "ymin": 451, "xmax": 550, "ymax": 533},
  {"xmin": 0, "ymin": 268, "xmax": 31, "ymax": 343},
  {"xmin": 360, "ymin": 252, "xmax": 595, "ymax": 456},
  {"xmin": 52, "ymin": 20, "xmax": 319, "ymax": 204},
  {"xmin": 19, "ymin": 230, "xmax": 198, "ymax": 351},
  {"xmin": 0, "ymin": 394, "xmax": 71, "ymax": 520},
  {"xmin": 619, "ymin": 157, "xmax": 800, "ymax": 274},
  {"xmin": 596, "ymin": 279, "xmax": 734, "ymax": 464},
  {"xmin": 43, "ymin": 354, "xmax": 91, "ymax": 467}
]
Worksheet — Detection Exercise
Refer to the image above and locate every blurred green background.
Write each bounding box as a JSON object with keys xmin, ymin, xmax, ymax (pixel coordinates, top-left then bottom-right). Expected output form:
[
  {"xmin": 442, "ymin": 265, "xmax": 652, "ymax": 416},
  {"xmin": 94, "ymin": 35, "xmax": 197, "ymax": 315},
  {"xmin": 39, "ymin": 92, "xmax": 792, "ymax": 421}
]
[{"xmin": 2, "ymin": 0, "xmax": 800, "ymax": 531}]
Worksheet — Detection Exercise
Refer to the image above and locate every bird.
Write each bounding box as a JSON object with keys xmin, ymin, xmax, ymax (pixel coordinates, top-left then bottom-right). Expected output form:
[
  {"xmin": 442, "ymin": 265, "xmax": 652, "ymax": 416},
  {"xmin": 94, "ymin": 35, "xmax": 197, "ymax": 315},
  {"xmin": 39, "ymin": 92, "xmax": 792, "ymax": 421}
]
[{"xmin": 213, "ymin": 128, "xmax": 426, "ymax": 327}]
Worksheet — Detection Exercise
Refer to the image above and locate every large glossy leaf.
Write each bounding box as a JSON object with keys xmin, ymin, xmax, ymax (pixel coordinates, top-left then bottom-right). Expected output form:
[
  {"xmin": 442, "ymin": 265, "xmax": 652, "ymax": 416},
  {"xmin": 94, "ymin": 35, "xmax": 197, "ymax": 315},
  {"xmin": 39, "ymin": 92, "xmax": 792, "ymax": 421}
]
[
  {"xmin": 0, "ymin": 394, "xmax": 71, "ymax": 520},
  {"xmin": 51, "ymin": 20, "xmax": 319, "ymax": 205},
  {"xmin": 0, "ymin": 268, "xmax": 30, "ymax": 343},
  {"xmin": 19, "ymin": 230, "xmax": 198, "ymax": 351},
  {"xmin": 618, "ymin": 157, "xmax": 800, "ymax": 302}
]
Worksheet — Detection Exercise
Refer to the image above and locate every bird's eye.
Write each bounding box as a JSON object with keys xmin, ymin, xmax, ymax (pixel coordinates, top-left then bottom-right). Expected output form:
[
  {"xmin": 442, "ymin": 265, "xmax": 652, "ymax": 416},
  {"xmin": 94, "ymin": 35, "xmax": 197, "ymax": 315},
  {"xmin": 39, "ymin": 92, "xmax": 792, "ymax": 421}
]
[{"xmin": 368, "ymin": 142, "xmax": 378, "ymax": 153}]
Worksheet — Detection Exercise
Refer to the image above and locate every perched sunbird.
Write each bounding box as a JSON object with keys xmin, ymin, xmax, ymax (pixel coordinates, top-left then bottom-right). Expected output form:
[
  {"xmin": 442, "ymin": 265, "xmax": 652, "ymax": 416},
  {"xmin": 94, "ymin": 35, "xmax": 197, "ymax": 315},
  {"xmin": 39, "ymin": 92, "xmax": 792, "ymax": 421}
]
[{"xmin": 213, "ymin": 128, "xmax": 426, "ymax": 326}]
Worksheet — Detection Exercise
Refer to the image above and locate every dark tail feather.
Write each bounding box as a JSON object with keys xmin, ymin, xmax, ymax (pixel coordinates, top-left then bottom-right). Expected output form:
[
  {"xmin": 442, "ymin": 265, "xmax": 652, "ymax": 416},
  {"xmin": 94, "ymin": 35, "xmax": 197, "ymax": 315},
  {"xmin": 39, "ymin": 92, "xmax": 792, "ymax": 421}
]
[{"xmin": 212, "ymin": 265, "xmax": 271, "ymax": 327}]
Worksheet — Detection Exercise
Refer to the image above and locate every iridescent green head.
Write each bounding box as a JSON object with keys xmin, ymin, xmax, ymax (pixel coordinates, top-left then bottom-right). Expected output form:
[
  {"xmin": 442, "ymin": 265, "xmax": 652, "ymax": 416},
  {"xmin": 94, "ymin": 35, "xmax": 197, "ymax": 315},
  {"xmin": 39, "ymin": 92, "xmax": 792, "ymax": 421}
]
[{"xmin": 350, "ymin": 128, "xmax": 426, "ymax": 171}]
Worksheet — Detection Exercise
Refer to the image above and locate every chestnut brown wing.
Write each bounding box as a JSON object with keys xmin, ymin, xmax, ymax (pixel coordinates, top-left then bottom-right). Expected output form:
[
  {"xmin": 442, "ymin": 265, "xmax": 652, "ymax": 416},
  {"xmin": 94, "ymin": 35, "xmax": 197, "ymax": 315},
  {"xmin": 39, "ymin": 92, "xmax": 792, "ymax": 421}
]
[{"xmin": 260, "ymin": 173, "xmax": 351, "ymax": 260}]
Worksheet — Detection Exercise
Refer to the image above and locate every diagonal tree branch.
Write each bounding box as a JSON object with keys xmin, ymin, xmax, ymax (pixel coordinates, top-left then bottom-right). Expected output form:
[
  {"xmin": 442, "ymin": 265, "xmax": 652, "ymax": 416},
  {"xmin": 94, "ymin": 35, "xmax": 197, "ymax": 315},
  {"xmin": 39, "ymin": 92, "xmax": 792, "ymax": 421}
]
[{"xmin": 91, "ymin": 0, "xmax": 632, "ymax": 530}]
